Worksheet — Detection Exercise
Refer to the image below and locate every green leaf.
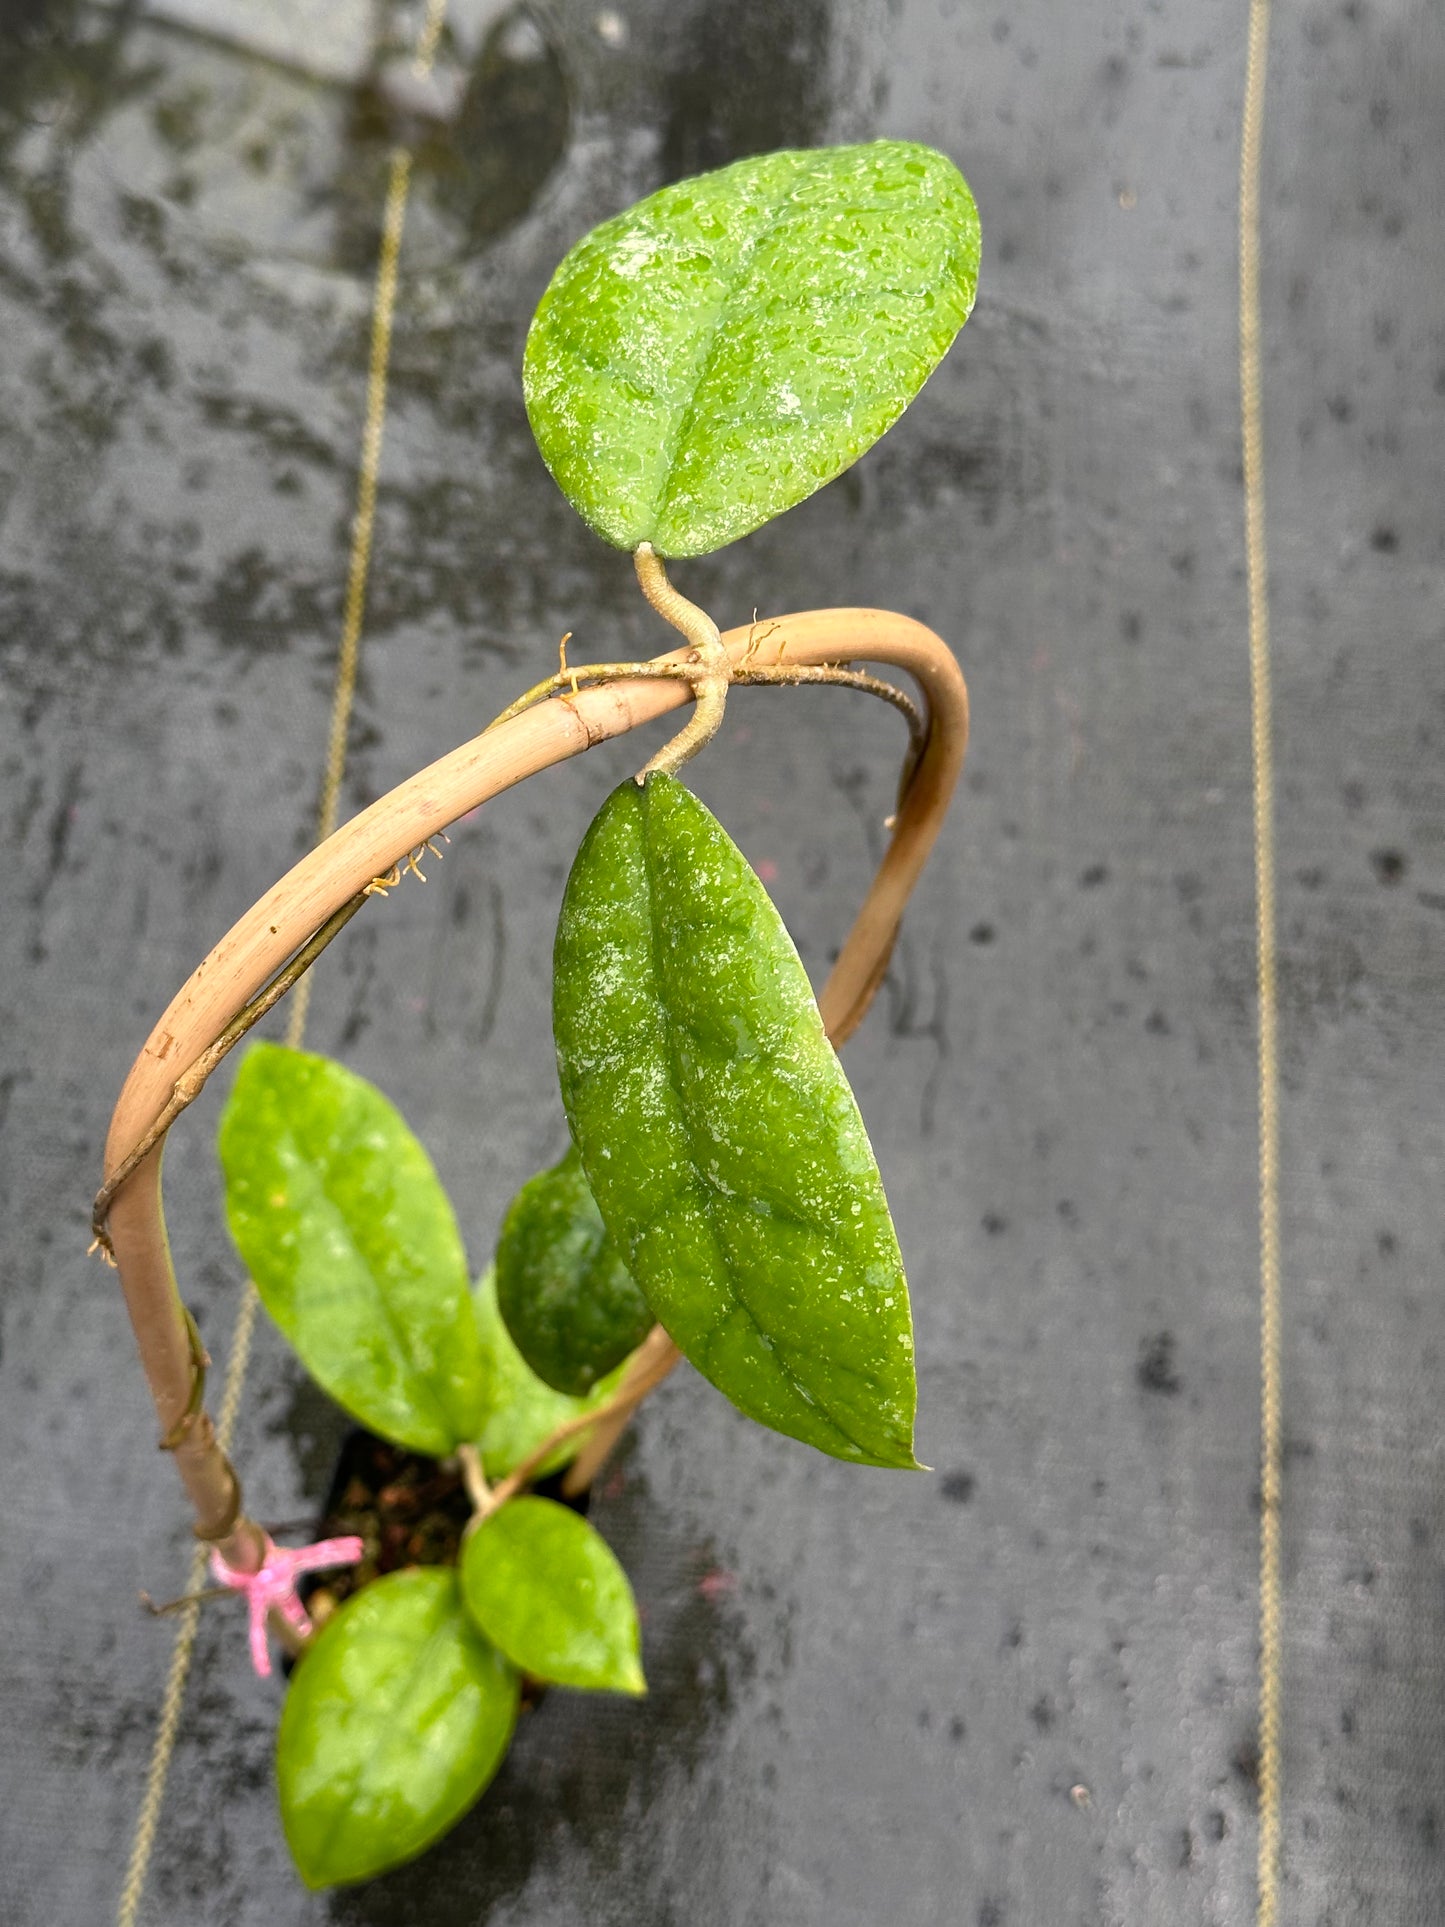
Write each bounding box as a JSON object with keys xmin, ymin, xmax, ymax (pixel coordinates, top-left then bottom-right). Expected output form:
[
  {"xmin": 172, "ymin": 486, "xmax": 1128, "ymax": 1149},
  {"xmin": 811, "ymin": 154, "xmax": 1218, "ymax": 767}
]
[
  {"xmin": 553, "ymin": 774, "xmax": 919, "ymax": 1468},
  {"xmin": 524, "ymin": 140, "xmax": 979, "ymax": 557},
  {"xmin": 471, "ymin": 1266, "xmax": 631, "ymax": 1481},
  {"xmin": 496, "ymin": 1145, "xmax": 653, "ymax": 1394},
  {"xmin": 460, "ymin": 1495, "xmax": 645, "ymax": 1695},
  {"xmin": 218, "ymin": 1043, "xmax": 487, "ymax": 1456},
  {"xmin": 277, "ymin": 1567, "xmax": 518, "ymax": 1889}
]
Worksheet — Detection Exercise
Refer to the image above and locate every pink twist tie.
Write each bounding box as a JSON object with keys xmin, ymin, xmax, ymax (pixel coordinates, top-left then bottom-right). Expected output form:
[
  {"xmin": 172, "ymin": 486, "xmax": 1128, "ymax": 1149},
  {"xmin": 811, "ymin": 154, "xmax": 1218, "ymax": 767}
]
[{"xmin": 210, "ymin": 1534, "xmax": 365, "ymax": 1678}]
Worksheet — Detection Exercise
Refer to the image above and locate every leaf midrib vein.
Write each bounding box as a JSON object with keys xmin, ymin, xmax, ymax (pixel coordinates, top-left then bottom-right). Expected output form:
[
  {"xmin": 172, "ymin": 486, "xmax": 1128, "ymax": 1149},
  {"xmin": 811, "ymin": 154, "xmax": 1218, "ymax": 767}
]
[
  {"xmin": 643, "ymin": 175, "xmax": 855, "ymax": 536},
  {"xmin": 288, "ymin": 1129, "xmax": 456, "ymax": 1447},
  {"xmin": 311, "ymin": 1594, "xmax": 472, "ymax": 1873},
  {"xmin": 638, "ymin": 797, "xmax": 876, "ymax": 1457}
]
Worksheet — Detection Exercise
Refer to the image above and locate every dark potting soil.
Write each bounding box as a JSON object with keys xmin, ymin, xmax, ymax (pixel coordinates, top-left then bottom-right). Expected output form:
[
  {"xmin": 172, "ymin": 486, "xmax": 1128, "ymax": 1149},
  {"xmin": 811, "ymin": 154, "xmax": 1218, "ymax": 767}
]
[
  {"xmin": 296, "ymin": 1430, "xmax": 588, "ymax": 1648},
  {"xmin": 297, "ymin": 1430, "xmax": 471, "ymax": 1628}
]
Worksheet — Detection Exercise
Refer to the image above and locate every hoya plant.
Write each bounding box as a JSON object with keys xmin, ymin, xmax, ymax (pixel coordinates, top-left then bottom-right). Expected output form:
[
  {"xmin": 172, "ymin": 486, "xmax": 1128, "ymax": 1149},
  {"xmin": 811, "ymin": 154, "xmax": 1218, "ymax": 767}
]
[{"xmin": 96, "ymin": 140, "xmax": 980, "ymax": 1887}]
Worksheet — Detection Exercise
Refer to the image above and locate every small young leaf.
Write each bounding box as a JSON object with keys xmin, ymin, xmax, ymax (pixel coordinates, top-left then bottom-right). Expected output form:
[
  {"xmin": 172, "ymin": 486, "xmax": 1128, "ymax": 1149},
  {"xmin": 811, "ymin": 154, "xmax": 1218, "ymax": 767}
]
[
  {"xmin": 470, "ymin": 1267, "xmax": 632, "ymax": 1481},
  {"xmin": 277, "ymin": 1567, "xmax": 518, "ymax": 1889},
  {"xmin": 461, "ymin": 1495, "xmax": 645, "ymax": 1695},
  {"xmin": 218, "ymin": 1043, "xmax": 487, "ymax": 1456},
  {"xmin": 553, "ymin": 775, "xmax": 919, "ymax": 1469},
  {"xmin": 496, "ymin": 1145, "xmax": 653, "ymax": 1394},
  {"xmin": 524, "ymin": 140, "xmax": 980, "ymax": 557}
]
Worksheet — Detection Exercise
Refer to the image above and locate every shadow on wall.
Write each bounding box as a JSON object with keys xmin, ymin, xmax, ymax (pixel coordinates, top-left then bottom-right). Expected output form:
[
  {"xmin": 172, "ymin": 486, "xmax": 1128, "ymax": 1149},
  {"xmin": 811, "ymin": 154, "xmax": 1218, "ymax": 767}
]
[
  {"xmin": 0, "ymin": 0, "xmax": 573, "ymax": 276},
  {"xmin": 340, "ymin": 5, "xmax": 570, "ymax": 273},
  {"xmin": 658, "ymin": 0, "xmax": 832, "ymax": 181}
]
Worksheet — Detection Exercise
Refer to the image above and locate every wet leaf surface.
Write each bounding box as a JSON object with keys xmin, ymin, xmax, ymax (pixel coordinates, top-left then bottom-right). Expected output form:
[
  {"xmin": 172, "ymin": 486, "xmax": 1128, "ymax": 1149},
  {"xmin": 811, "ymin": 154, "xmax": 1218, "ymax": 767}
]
[
  {"xmin": 523, "ymin": 140, "xmax": 980, "ymax": 555},
  {"xmin": 218, "ymin": 1043, "xmax": 487, "ymax": 1456},
  {"xmin": 278, "ymin": 1567, "xmax": 518, "ymax": 1889},
  {"xmin": 495, "ymin": 1144, "xmax": 653, "ymax": 1394},
  {"xmin": 461, "ymin": 1495, "xmax": 645, "ymax": 1695},
  {"xmin": 553, "ymin": 775, "xmax": 919, "ymax": 1467}
]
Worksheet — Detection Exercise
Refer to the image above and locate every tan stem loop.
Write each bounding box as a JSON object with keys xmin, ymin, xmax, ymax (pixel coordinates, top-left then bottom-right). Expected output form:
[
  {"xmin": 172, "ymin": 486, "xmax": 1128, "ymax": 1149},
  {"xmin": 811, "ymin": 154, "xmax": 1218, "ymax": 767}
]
[
  {"xmin": 100, "ymin": 607, "xmax": 968, "ymax": 1552},
  {"xmin": 91, "ymin": 892, "xmax": 370, "ymax": 1260}
]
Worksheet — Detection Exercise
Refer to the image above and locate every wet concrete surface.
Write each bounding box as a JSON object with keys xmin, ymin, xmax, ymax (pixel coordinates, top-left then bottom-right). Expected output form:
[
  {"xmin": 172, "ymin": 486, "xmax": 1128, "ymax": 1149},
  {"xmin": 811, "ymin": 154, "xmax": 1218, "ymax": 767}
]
[{"xmin": 2, "ymin": 0, "xmax": 1443, "ymax": 1921}]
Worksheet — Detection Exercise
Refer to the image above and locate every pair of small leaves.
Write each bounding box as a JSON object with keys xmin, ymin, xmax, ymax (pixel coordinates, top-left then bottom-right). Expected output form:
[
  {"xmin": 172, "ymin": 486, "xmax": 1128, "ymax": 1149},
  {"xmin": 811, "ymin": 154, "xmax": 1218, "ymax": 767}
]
[
  {"xmin": 553, "ymin": 775, "xmax": 920, "ymax": 1469},
  {"xmin": 219, "ymin": 1053, "xmax": 649, "ymax": 1887},
  {"xmin": 279, "ymin": 1512, "xmax": 643, "ymax": 1889},
  {"xmin": 525, "ymin": 140, "xmax": 980, "ymax": 557}
]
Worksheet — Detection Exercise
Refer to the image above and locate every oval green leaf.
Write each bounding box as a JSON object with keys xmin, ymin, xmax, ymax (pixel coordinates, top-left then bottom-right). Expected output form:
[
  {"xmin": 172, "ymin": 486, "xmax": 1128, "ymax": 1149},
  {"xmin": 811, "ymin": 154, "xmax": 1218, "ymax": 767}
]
[
  {"xmin": 218, "ymin": 1043, "xmax": 487, "ymax": 1456},
  {"xmin": 461, "ymin": 1495, "xmax": 645, "ymax": 1695},
  {"xmin": 524, "ymin": 140, "xmax": 980, "ymax": 557},
  {"xmin": 553, "ymin": 775, "xmax": 919, "ymax": 1468},
  {"xmin": 470, "ymin": 1265, "xmax": 632, "ymax": 1481},
  {"xmin": 278, "ymin": 1567, "xmax": 519, "ymax": 1889},
  {"xmin": 496, "ymin": 1145, "xmax": 653, "ymax": 1394}
]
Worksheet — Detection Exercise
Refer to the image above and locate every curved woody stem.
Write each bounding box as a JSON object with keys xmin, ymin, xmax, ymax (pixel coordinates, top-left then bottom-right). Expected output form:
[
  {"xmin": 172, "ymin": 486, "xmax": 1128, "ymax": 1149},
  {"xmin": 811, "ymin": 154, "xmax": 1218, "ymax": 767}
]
[{"xmin": 98, "ymin": 605, "xmax": 969, "ymax": 1573}]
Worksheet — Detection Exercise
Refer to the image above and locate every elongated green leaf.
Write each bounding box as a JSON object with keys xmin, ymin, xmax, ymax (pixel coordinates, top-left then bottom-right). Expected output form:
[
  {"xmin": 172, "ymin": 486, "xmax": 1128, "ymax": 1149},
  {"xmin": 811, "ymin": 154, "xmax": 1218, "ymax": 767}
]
[
  {"xmin": 470, "ymin": 1266, "xmax": 631, "ymax": 1481},
  {"xmin": 461, "ymin": 1495, "xmax": 645, "ymax": 1695},
  {"xmin": 553, "ymin": 775, "xmax": 919, "ymax": 1468},
  {"xmin": 218, "ymin": 1043, "xmax": 486, "ymax": 1456},
  {"xmin": 524, "ymin": 141, "xmax": 980, "ymax": 557},
  {"xmin": 496, "ymin": 1145, "xmax": 653, "ymax": 1394},
  {"xmin": 278, "ymin": 1567, "xmax": 519, "ymax": 1889}
]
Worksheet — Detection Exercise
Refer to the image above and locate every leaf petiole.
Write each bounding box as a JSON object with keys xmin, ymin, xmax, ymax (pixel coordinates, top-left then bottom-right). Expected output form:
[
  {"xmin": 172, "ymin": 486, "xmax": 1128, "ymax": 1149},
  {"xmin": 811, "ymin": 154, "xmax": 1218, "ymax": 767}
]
[
  {"xmin": 630, "ymin": 544, "xmax": 729, "ymax": 779},
  {"xmin": 476, "ymin": 1326, "xmax": 682, "ymax": 1518},
  {"xmin": 455, "ymin": 1443, "xmax": 491, "ymax": 1516}
]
